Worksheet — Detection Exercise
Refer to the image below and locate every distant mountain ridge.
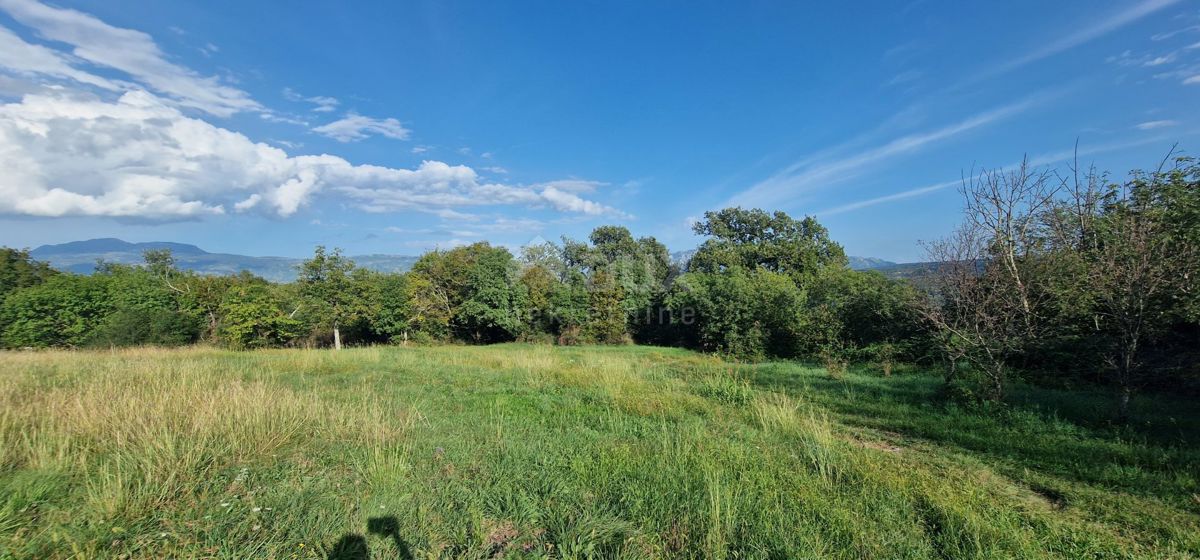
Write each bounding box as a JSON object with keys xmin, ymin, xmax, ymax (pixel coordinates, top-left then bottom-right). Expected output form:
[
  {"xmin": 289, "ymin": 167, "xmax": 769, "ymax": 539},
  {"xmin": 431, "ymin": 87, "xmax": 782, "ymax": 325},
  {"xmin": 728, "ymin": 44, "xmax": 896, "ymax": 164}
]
[
  {"xmin": 29, "ymin": 239, "xmax": 910, "ymax": 282},
  {"xmin": 29, "ymin": 238, "xmax": 419, "ymax": 282}
]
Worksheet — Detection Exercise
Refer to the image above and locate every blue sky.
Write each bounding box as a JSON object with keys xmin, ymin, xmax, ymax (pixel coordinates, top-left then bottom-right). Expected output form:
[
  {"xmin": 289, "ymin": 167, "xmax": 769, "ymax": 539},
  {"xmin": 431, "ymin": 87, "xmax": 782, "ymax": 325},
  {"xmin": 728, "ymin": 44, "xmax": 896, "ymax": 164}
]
[{"xmin": 0, "ymin": 0, "xmax": 1197, "ymax": 262}]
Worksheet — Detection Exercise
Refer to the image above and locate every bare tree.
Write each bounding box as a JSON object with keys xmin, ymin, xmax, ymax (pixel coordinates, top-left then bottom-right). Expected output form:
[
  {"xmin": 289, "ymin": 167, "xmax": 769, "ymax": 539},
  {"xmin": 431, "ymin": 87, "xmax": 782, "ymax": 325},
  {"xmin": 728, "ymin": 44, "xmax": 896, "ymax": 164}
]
[
  {"xmin": 920, "ymin": 226, "xmax": 1025, "ymax": 400},
  {"xmin": 921, "ymin": 159, "xmax": 1061, "ymax": 400},
  {"xmin": 961, "ymin": 158, "xmax": 1060, "ymax": 335}
]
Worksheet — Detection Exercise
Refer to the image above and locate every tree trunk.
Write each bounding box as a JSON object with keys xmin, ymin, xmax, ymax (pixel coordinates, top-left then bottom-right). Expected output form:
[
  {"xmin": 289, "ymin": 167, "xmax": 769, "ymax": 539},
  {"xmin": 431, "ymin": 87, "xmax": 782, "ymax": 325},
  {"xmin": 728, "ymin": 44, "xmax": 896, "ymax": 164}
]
[
  {"xmin": 1117, "ymin": 385, "xmax": 1132, "ymax": 422},
  {"xmin": 944, "ymin": 358, "xmax": 957, "ymax": 387},
  {"xmin": 333, "ymin": 324, "xmax": 342, "ymax": 350}
]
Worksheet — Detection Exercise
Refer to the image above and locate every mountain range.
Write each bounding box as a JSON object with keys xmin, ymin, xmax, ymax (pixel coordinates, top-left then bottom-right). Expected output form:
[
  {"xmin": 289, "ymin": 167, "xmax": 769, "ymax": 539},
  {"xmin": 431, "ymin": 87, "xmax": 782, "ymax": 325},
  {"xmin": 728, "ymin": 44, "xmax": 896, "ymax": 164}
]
[
  {"xmin": 27, "ymin": 238, "xmax": 903, "ymax": 282},
  {"xmin": 29, "ymin": 238, "xmax": 418, "ymax": 282}
]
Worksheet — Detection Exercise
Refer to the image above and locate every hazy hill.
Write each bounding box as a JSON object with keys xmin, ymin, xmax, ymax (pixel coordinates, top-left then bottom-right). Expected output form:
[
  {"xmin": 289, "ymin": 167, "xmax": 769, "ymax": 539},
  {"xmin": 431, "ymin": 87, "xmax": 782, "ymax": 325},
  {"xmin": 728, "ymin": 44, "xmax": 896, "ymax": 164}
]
[
  {"xmin": 30, "ymin": 239, "xmax": 912, "ymax": 282},
  {"xmin": 30, "ymin": 238, "xmax": 418, "ymax": 282}
]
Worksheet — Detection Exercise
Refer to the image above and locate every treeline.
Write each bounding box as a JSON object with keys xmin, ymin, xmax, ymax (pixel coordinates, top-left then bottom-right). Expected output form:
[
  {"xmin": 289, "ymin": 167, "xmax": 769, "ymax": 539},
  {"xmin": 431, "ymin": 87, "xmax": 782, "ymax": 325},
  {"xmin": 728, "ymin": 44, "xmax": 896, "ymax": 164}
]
[
  {"xmin": 1, "ymin": 155, "xmax": 1197, "ymax": 414},
  {"xmin": 0, "ymin": 209, "xmax": 921, "ymax": 363}
]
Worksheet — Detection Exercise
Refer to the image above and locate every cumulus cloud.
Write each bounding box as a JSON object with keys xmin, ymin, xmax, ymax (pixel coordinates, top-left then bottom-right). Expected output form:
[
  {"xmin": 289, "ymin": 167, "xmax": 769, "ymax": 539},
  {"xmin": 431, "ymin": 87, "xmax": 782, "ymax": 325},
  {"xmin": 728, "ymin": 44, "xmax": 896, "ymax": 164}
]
[
  {"xmin": 312, "ymin": 112, "xmax": 410, "ymax": 142},
  {"xmin": 0, "ymin": 91, "xmax": 624, "ymax": 220},
  {"xmin": 0, "ymin": 0, "xmax": 260, "ymax": 116}
]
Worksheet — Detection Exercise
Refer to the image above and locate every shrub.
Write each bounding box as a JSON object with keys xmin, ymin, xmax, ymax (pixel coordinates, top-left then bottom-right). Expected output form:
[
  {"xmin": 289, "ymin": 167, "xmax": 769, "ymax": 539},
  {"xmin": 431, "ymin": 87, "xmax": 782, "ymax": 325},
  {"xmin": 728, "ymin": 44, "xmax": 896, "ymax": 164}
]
[{"xmin": 86, "ymin": 308, "xmax": 201, "ymax": 347}]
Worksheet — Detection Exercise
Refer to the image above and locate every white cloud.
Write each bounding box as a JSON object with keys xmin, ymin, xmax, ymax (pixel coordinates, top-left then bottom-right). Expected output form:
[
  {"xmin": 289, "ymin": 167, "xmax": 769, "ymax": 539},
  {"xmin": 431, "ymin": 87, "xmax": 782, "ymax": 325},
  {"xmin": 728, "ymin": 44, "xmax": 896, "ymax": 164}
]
[
  {"xmin": 1185, "ymin": 74, "xmax": 1200, "ymax": 84},
  {"xmin": 541, "ymin": 186, "xmax": 628, "ymax": 217},
  {"xmin": 1144, "ymin": 54, "xmax": 1176, "ymax": 66},
  {"xmin": 308, "ymin": 96, "xmax": 338, "ymax": 112},
  {"xmin": 1135, "ymin": 119, "xmax": 1178, "ymax": 129},
  {"xmin": 0, "ymin": 24, "xmax": 121, "ymax": 91},
  {"xmin": 0, "ymin": 0, "xmax": 260, "ymax": 116},
  {"xmin": 535, "ymin": 179, "xmax": 603, "ymax": 193},
  {"xmin": 282, "ymin": 87, "xmax": 339, "ymax": 112},
  {"xmin": 411, "ymin": 145, "xmax": 430, "ymax": 154},
  {"xmin": 482, "ymin": 166, "xmax": 509, "ymax": 174},
  {"xmin": 0, "ymin": 91, "xmax": 624, "ymax": 220},
  {"xmin": 312, "ymin": 112, "xmax": 410, "ymax": 142}
]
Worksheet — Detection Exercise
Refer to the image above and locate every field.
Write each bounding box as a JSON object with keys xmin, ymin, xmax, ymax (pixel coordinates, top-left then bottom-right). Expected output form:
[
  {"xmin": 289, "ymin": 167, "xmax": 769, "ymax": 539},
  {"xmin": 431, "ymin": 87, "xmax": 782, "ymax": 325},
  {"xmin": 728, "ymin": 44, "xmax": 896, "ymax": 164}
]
[{"xmin": 0, "ymin": 345, "xmax": 1197, "ymax": 559}]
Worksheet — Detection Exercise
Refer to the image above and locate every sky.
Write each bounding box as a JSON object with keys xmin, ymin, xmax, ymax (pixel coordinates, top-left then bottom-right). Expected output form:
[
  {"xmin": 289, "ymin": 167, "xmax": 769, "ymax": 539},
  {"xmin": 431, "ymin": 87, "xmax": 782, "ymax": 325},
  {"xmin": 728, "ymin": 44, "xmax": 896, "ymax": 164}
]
[{"xmin": 0, "ymin": 0, "xmax": 1198, "ymax": 262}]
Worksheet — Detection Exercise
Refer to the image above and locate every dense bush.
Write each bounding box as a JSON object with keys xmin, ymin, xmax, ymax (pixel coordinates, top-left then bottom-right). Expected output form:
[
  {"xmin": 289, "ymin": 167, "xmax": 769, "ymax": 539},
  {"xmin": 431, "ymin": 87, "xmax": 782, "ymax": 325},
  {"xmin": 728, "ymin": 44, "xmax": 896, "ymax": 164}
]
[
  {"xmin": 86, "ymin": 308, "xmax": 201, "ymax": 347},
  {"xmin": 1, "ymin": 274, "xmax": 111, "ymax": 348}
]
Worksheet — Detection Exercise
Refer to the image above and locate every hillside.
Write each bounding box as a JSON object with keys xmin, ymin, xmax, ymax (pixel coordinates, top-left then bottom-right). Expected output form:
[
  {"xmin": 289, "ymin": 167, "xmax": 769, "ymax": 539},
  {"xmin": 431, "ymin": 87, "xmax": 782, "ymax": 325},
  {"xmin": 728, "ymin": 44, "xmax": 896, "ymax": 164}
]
[{"xmin": 1, "ymin": 345, "xmax": 1195, "ymax": 558}]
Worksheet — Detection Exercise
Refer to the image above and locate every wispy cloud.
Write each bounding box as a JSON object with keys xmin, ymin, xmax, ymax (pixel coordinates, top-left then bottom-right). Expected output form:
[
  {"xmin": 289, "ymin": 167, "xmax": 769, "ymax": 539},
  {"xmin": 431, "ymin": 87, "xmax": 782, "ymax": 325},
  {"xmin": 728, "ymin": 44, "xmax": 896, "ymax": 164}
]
[
  {"xmin": 283, "ymin": 87, "xmax": 339, "ymax": 112},
  {"xmin": 817, "ymin": 180, "xmax": 960, "ymax": 216},
  {"xmin": 816, "ymin": 136, "xmax": 1179, "ymax": 217},
  {"xmin": 1135, "ymin": 119, "xmax": 1178, "ymax": 129},
  {"xmin": 307, "ymin": 96, "xmax": 338, "ymax": 112},
  {"xmin": 0, "ymin": 0, "xmax": 261, "ymax": 116},
  {"xmin": 726, "ymin": 93, "xmax": 1050, "ymax": 210},
  {"xmin": 1151, "ymin": 24, "xmax": 1200, "ymax": 41},
  {"xmin": 982, "ymin": 0, "xmax": 1179, "ymax": 78}
]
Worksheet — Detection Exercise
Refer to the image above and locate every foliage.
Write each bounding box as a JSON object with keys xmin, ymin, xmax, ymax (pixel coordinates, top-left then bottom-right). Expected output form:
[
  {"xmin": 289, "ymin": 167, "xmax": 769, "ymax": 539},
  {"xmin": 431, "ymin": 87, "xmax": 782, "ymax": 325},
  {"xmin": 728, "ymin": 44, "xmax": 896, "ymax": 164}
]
[
  {"xmin": 411, "ymin": 242, "xmax": 528, "ymax": 343},
  {"xmin": 688, "ymin": 207, "xmax": 847, "ymax": 281},
  {"xmin": 667, "ymin": 268, "xmax": 807, "ymax": 359},
  {"xmin": 86, "ymin": 307, "xmax": 200, "ymax": 347},
  {"xmin": 583, "ymin": 268, "xmax": 627, "ymax": 344},
  {"xmin": 0, "ymin": 274, "xmax": 111, "ymax": 347},
  {"xmin": 296, "ymin": 246, "xmax": 357, "ymax": 347},
  {"xmin": 216, "ymin": 283, "xmax": 302, "ymax": 349},
  {"xmin": 0, "ymin": 247, "xmax": 56, "ymax": 301}
]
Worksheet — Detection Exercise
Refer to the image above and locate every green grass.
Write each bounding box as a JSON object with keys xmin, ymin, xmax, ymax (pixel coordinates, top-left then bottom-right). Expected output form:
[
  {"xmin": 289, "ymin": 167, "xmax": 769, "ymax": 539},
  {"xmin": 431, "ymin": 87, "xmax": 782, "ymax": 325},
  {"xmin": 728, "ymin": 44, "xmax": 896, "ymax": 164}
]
[{"xmin": 0, "ymin": 344, "xmax": 1196, "ymax": 559}]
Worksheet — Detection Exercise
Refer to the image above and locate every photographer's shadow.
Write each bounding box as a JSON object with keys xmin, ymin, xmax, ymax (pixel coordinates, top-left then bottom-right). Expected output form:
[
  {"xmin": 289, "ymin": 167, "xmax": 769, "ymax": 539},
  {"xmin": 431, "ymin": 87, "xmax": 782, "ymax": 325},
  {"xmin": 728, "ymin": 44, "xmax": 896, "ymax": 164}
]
[{"xmin": 326, "ymin": 516, "xmax": 412, "ymax": 560}]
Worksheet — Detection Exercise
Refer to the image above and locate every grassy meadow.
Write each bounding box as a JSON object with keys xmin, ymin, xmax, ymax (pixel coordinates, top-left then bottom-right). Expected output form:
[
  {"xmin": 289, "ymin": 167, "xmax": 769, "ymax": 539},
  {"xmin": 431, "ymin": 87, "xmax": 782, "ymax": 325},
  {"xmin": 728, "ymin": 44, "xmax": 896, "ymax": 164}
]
[{"xmin": 0, "ymin": 345, "xmax": 1197, "ymax": 559}]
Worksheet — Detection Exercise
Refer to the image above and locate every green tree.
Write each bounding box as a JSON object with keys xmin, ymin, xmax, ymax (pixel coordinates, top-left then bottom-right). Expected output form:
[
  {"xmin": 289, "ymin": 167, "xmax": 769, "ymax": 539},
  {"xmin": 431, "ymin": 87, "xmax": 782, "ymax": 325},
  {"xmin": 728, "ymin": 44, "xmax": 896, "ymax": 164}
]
[
  {"xmin": 410, "ymin": 243, "xmax": 527, "ymax": 343},
  {"xmin": 454, "ymin": 247, "xmax": 527, "ymax": 342},
  {"xmin": 585, "ymin": 269, "xmax": 627, "ymax": 344},
  {"xmin": 666, "ymin": 268, "xmax": 807, "ymax": 359},
  {"xmin": 368, "ymin": 272, "xmax": 415, "ymax": 343},
  {"xmin": 561, "ymin": 226, "xmax": 673, "ymax": 342},
  {"xmin": 296, "ymin": 246, "xmax": 357, "ymax": 349},
  {"xmin": 688, "ymin": 207, "xmax": 847, "ymax": 281},
  {"xmin": 1, "ymin": 274, "xmax": 112, "ymax": 348},
  {"xmin": 0, "ymin": 247, "xmax": 57, "ymax": 302},
  {"xmin": 217, "ymin": 283, "xmax": 302, "ymax": 349}
]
